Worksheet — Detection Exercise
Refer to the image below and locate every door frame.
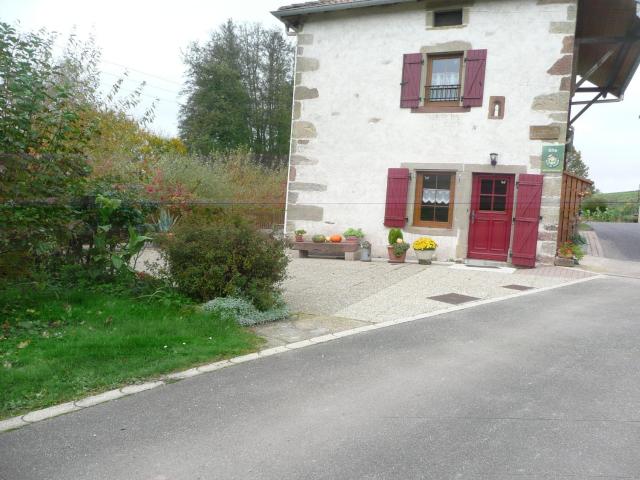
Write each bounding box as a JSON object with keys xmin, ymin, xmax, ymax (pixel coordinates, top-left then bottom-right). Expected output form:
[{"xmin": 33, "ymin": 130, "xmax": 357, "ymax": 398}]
[{"xmin": 467, "ymin": 173, "xmax": 516, "ymax": 262}]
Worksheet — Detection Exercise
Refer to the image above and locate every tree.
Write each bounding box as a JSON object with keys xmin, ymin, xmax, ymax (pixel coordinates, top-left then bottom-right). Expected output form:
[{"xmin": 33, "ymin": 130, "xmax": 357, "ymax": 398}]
[
  {"xmin": 565, "ymin": 147, "xmax": 596, "ymax": 192},
  {"xmin": 179, "ymin": 20, "xmax": 294, "ymax": 164},
  {"xmin": 0, "ymin": 22, "xmax": 95, "ymax": 275},
  {"xmin": 565, "ymin": 148, "xmax": 588, "ymax": 178},
  {"xmin": 0, "ymin": 23, "xmax": 172, "ymax": 277}
]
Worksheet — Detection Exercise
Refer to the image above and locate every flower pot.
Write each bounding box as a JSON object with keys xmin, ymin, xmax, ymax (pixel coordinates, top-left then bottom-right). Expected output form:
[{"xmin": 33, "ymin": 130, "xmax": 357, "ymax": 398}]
[
  {"xmin": 415, "ymin": 249, "xmax": 435, "ymax": 265},
  {"xmin": 295, "ymin": 235, "xmax": 304, "ymax": 242},
  {"xmin": 554, "ymin": 255, "xmax": 575, "ymax": 267},
  {"xmin": 345, "ymin": 236, "xmax": 360, "ymax": 243},
  {"xmin": 387, "ymin": 246, "xmax": 406, "ymax": 263}
]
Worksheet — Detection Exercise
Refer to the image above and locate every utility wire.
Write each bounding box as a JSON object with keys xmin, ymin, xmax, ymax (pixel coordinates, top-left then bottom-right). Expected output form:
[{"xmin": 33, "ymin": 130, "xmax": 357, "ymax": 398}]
[
  {"xmin": 101, "ymin": 59, "xmax": 184, "ymax": 87},
  {"xmin": 100, "ymin": 70, "xmax": 185, "ymax": 97}
]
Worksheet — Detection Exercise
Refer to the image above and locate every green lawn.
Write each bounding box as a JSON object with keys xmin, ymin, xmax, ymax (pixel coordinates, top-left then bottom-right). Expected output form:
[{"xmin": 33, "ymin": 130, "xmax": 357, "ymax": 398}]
[{"xmin": 0, "ymin": 282, "xmax": 262, "ymax": 419}]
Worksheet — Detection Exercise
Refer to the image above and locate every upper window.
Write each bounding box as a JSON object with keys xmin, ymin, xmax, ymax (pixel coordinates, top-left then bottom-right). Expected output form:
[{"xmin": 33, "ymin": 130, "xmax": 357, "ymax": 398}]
[
  {"xmin": 399, "ymin": 49, "xmax": 487, "ymax": 111},
  {"xmin": 433, "ymin": 10, "xmax": 463, "ymax": 27},
  {"xmin": 413, "ymin": 171, "xmax": 456, "ymax": 228},
  {"xmin": 425, "ymin": 54, "xmax": 463, "ymax": 105}
]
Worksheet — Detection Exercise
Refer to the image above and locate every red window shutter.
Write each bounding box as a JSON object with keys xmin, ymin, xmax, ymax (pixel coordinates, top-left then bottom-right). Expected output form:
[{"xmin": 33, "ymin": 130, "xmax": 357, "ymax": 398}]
[
  {"xmin": 400, "ymin": 53, "xmax": 423, "ymax": 108},
  {"xmin": 512, "ymin": 174, "xmax": 544, "ymax": 268},
  {"xmin": 462, "ymin": 49, "xmax": 487, "ymax": 108},
  {"xmin": 384, "ymin": 168, "xmax": 411, "ymax": 227}
]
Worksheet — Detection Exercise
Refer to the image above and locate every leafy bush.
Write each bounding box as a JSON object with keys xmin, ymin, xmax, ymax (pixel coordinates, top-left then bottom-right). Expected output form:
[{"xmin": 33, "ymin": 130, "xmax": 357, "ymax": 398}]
[
  {"xmin": 161, "ymin": 210, "xmax": 288, "ymax": 310},
  {"xmin": 202, "ymin": 296, "xmax": 289, "ymax": 326},
  {"xmin": 582, "ymin": 196, "xmax": 607, "ymax": 214},
  {"xmin": 388, "ymin": 228, "xmax": 403, "ymax": 245},
  {"xmin": 391, "ymin": 242, "xmax": 410, "ymax": 257},
  {"xmin": 558, "ymin": 241, "xmax": 584, "ymax": 261},
  {"xmin": 570, "ymin": 233, "xmax": 586, "ymax": 245}
]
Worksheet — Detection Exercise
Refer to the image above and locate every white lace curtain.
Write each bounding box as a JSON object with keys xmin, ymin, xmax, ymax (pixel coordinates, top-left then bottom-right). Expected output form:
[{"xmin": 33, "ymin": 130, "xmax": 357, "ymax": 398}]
[
  {"xmin": 431, "ymin": 71, "xmax": 459, "ymax": 86},
  {"xmin": 422, "ymin": 188, "xmax": 450, "ymax": 205}
]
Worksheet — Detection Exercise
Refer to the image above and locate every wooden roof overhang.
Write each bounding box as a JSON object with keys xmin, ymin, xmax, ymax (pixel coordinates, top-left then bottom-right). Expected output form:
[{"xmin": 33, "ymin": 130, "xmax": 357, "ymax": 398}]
[{"xmin": 570, "ymin": 0, "xmax": 640, "ymax": 124}]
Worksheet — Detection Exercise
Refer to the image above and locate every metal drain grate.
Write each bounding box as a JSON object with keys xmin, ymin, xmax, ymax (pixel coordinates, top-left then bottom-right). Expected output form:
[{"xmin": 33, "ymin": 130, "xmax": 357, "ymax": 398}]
[
  {"xmin": 502, "ymin": 284, "xmax": 534, "ymax": 291},
  {"xmin": 428, "ymin": 293, "xmax": 480, "ymax": 305}
]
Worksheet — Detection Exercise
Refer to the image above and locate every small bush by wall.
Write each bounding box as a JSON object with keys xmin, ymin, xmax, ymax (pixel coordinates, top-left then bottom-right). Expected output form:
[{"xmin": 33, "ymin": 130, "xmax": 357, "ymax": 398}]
[
  {"xmin": 202, "ymin": 296, "xmax": 289, "ymax": 326},
  {"xmin": 161, "ymin": 210, "xmax": 289, "ymax": 310}
]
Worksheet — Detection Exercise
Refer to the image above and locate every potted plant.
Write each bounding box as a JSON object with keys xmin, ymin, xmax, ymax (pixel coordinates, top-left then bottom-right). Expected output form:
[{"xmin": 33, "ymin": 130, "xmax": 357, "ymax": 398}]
[
  {"xmin": 360, "ymin": 240, "xmax": 372, "ymax": 262},
  {"xmin": 555, "ymin": 241, "xmax": 584, "ymax": 267},
  {"xmin": 412, "ymin": 237, "xmax": 438, "ymax": 265},
  {"xmin": 343, "ymin": 227, "xmax": 364, "ymax": 243},
  {"xmin": 294, "ymin": 229, "xmax": 306, "ymax": 242},
  {"xmin": 387, "ymin": 228, "xmax": 409, "ymax": 263}
]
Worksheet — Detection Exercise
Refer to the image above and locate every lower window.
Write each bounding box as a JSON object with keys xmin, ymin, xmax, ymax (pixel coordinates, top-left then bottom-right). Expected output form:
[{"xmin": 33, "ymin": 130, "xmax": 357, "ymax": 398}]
[{"xmin": 413, "ymin": 171, "xmax": 456, "ymax": 228}]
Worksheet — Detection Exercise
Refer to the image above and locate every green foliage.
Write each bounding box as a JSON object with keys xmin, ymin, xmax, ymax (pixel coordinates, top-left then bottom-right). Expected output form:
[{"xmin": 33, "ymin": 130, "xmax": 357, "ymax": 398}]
[
  {"xmin": 153, "ymin": 209, "xmax": 179, "ymax": 233},
  {"xmin": 582, "ymin": 205, "xmax": 638, "ymax": 223},
  {"xmin": 388, "ymin": 228, "xmax": 403, "ymax": 245},
  {"xmin": 391, "ymin": 242, "xmax": 410, "ymax": 257},
  {"xmin": 161, "ymin": 211, "xmax": 289, "ymax": 310},
  {"xmin": 558, "ymin": 241, "xmax": 584, "ymax": 261},
  {"xmin": 570, "ymin": 233, "xmax": 586, "ymax": 245},
  {"xmin": 582, "ymin": 196, "xmax": 607, "ymax": 213},
  {"xmin": 582, "ymin": 190, "xmax": 639, "ymax": 223},
  {"xmin": 593, "ymin": 190, "xmax": 640, "ymax": 206},
  {"xmin": 202, "ymin": 296, "xmax": 289, "ymax": 326},
  {"xmin": 153, "ymin": 151, "xmax": 286, "ymax": 205},
  {"xmin": 0, "ymin": 23, "xmax": 163, "ymax": 279},
  {"xmin": 179, "ymin": 19, "xmax": 294, "ymax": 163},
  {"xmin": 343, "ymin": 228, "xmax": 364, "ymax": 238},
  {"xmin": 565, "ymin": 148, "xmax": 592, "ymax": 185},
  {"xmin": 0, "ymin": 23, "xmax": 96, "ymax": 155},
  {"xmin": 294, "ymin": 229, "xmax": 306, "ymax": 235},
  {"xmin": 0, "ymin": 153, "xmax": 90, "ymax": 277}
]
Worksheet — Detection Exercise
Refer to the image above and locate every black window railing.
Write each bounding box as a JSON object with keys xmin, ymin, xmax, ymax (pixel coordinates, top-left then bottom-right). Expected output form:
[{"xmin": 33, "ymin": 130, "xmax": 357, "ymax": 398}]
[{"xmin": 426, "ymin": 84, "xmax": 461, "ymax": 102}]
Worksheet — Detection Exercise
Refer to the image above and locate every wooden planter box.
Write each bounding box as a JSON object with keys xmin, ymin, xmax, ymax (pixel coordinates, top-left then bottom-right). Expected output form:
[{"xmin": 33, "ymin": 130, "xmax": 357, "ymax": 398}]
[{"xmin": 292, "ymin": 241, "xmax": 361, "ymax": 261}]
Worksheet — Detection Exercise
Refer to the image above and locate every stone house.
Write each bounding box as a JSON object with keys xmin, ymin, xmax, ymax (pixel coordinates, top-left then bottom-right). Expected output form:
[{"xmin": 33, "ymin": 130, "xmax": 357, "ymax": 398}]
[{"xmin": 273, "ymin": 0, "xmax": 640, "ymax": 265}]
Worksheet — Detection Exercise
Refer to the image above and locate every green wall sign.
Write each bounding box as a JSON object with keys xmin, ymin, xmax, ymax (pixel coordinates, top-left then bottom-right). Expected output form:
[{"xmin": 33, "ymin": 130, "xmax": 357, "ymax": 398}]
[{"xmin": 541, "ymin": 145, "xmax": 565, "ymax": 172}]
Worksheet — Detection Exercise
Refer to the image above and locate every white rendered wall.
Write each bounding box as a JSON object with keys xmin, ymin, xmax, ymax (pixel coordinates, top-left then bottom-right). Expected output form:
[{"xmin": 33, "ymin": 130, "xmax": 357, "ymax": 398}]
[{"xmin": 287, "ymin": 0, "xmax": 574, "ymax": 260}]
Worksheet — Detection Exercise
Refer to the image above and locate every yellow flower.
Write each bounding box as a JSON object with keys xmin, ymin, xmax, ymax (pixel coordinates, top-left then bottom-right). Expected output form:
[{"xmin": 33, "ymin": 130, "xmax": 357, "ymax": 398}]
[{"xmin": 412, "ymin": 237, "xmax": 437, "ymax": 251}]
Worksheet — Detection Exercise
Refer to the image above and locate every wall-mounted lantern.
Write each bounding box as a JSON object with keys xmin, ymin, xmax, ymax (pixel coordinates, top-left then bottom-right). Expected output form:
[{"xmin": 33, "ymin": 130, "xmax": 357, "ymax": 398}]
[{"xmin": 490, "ymin": 153, "xmax": 498, "ymax": 166}]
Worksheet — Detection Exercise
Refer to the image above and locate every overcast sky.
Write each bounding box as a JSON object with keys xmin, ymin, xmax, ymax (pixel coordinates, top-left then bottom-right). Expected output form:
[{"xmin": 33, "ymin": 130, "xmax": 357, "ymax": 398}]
[{"xmin": 1, "ymin": 0, "xmax": 638, "ymax": 193}]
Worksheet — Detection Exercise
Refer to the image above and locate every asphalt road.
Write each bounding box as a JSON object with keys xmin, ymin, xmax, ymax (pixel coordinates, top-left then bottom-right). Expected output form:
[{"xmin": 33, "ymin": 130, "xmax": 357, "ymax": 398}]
[
  {"xmin": 589, "ymin": 222, "xmax": 640, "ymax": 261},
  {"xmin": 2, "ymin": 277, "xmax": 640, "ymax": 479}
]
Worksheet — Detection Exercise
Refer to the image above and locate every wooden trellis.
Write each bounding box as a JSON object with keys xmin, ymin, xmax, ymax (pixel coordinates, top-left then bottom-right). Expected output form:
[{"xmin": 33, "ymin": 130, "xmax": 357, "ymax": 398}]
[{"xmin": 557, "ymin": 171, "xmax": 593, "ymax": 247}]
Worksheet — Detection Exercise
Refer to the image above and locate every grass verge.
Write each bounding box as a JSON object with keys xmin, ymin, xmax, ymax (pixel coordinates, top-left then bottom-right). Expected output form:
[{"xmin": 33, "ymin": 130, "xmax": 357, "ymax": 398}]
[{"xmin": 0, "ymin": 282, "xmax": 262, "ymax": 419}]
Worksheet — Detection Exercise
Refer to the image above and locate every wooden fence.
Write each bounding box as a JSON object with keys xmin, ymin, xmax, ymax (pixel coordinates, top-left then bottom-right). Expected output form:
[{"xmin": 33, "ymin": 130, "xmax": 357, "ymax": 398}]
[{"xmin": 557, "ymin": 171, "xmax": 593, "ymax": 247}]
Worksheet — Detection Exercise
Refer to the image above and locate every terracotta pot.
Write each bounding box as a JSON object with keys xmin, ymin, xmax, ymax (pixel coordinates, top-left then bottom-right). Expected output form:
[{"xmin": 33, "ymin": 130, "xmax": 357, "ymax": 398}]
[
  {"xmin": 345, "ymin": 236, "xmax": 360, "ymax": 243},
  {"xmin": 415, "ymin": 249, "xmax": 435, "ymax": 265},
  {"xmin": 387, "ymin": 245, "xmax": 406, "ymax": 263},
  {"xmin": 295, "ymin": 235, "xmax": 304, "ymax": 242}
]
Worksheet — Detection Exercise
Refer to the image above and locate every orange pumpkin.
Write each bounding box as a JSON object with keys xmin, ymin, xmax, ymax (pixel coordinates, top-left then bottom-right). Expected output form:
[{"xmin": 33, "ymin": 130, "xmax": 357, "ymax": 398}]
[{"xmin": 329, "ymin": 234, "xmax": 342, "ymax": 243}]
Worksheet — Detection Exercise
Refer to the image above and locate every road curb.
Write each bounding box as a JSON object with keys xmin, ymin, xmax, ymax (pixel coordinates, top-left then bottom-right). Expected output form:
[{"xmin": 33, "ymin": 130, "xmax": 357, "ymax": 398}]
[{"xmin": 0, "ymin": 274, "xmax": 603, "ymax": 434}]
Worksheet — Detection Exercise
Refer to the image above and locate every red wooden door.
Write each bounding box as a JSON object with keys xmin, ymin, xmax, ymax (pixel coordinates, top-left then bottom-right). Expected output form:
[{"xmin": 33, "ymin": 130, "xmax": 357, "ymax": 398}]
[{"xmin": 467, "ymin": 174, "xmax": 515, "ymax": 261}]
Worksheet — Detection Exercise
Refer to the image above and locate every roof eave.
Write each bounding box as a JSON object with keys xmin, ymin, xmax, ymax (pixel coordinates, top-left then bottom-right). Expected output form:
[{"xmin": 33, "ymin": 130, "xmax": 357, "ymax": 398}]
[{"xmin": 271, "ymin": 0, "xmax": 418, "ymax": 20}]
